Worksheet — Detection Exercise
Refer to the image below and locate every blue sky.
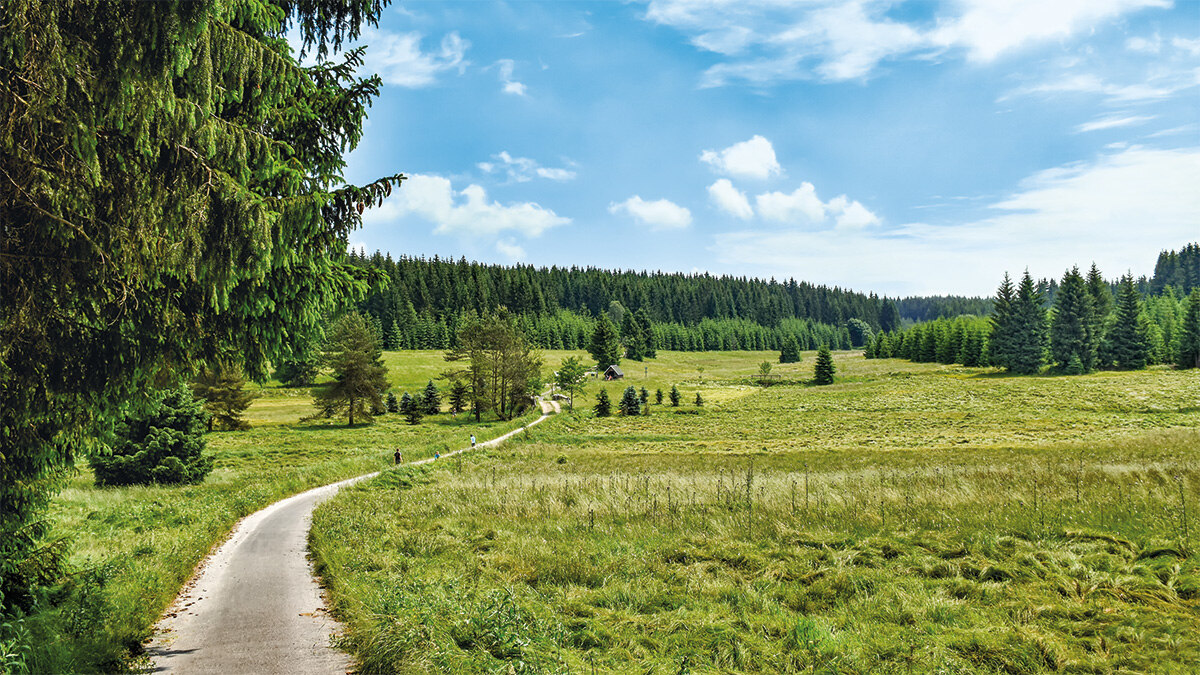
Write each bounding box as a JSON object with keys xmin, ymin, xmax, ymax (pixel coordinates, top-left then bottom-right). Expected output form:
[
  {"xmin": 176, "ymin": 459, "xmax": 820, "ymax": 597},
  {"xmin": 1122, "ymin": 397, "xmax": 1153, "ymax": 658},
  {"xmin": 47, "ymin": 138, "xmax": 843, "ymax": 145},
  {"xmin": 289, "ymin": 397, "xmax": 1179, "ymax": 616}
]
[{"xmin": 321, "ymin": 0, "xmax": 1200, "ymax": 296}]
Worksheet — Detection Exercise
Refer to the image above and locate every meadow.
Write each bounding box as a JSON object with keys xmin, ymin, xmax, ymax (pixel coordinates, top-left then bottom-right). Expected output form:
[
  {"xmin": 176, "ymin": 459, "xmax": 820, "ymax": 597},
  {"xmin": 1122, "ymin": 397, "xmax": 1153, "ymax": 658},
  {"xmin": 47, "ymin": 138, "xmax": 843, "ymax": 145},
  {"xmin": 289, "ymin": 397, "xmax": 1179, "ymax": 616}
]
[
  {"xmin": 309, "ymin": 351, "xmax": 1200, "ymax": 674},
  {"xmin": 34, "ymin": 352, "xmax": 534, "ymax": 672}
]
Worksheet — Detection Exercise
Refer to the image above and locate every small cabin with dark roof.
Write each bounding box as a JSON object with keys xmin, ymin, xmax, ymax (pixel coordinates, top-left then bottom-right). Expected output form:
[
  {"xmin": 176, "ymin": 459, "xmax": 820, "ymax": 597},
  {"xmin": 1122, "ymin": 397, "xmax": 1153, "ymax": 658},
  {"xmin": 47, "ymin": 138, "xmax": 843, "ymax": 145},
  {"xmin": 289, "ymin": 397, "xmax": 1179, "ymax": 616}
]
[{"xmin": 604, "ymin": 365, "xmax": 624, "ymax": 380}]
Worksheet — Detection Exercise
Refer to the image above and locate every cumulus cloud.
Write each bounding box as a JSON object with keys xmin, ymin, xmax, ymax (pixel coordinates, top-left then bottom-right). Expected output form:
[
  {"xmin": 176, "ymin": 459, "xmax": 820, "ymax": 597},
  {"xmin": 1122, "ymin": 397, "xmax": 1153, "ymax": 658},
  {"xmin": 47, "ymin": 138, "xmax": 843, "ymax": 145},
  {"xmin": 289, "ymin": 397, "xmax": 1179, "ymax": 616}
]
[
  {"xmin": 478, "ymin": 151, "xmax": 577, "ymax": 182},
  {"xmin": 365, "ymin": 173, "xmax": 569, "ymax": 238},
  {"xmin": 756, "ymin": 183, "xmax": 826, "ymax": 223},
  {"xmin": 495, "ymin": 59, "xmax": 527, "ymax": 96},
  {"xmin": 609, "ymin": 196, "xmax": 693, "ymax": 229},
  {"xmin": 642, "ymin": 0, "xmax": 1169, "ymax": 85},
  {"xmin": 495, "ymin": 239, "xmax": 526, "ymax": 260},
  {"xmin": 713, "ymin": 146, "xmax": 1200, "ymax": 295},
  {"xmin": 707, "ymin": 179, "xmax": 753, "ymax": 219},
  {"xmin": 700, "ymin": 135, "xmax": 781, "ymax": 179},
  {"xmin": 363, "ymin": 30, "xmax": 469, "ymax": 87}
]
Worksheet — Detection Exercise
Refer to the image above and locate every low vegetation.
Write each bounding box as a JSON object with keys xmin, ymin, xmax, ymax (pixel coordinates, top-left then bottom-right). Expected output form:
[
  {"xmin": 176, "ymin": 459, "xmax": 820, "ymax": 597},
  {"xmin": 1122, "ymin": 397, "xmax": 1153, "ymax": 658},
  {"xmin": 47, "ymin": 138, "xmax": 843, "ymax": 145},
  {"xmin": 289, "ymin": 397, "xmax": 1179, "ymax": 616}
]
[{"xmin": 311, "ymin": 351, "xmax": 1200, "ymax": 673}]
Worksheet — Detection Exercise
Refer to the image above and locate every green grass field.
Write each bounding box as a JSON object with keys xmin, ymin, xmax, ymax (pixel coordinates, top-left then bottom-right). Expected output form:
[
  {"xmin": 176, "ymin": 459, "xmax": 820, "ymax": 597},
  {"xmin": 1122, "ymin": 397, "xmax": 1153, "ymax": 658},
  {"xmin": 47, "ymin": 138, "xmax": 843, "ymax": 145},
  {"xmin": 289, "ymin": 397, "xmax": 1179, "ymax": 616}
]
[
  {"xmin": 35, "ymin": 352, "xmax": 535, "ymax": 672},
  {"xmin": 309, "ymin": 351, "xmax": 1200, "ymax": 674}
]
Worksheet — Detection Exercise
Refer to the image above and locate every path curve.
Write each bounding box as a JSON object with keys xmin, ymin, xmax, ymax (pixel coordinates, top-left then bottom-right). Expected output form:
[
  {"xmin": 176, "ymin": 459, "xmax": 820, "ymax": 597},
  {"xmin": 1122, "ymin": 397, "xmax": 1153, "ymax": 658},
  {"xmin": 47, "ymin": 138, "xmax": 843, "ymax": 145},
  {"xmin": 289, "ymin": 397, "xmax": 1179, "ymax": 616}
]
[{"xmin": 146, "ymin": 400, "xmax": 557, "ymax": 673}]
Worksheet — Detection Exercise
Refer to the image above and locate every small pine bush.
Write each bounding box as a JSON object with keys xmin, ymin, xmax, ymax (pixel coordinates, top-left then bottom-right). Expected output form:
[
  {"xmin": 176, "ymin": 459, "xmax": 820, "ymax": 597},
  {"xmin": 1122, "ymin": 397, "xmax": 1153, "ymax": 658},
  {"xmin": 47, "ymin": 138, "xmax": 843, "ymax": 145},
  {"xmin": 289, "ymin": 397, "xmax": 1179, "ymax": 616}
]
[
  {"xmin": 619, "ymin": 386, "xmax": 641, "ymax": 416},
  {"xmin": 694, "ymin": 392, "xmax": 703, "ymax": 406},
  {"xmin": 669, "ymin": 385, "xmax": 681, "ymax": 407},
  {"xmin": 594, "ymin": 389, "xmax": 612, "ymax": 417},
  {"xmin": 814, "ymin": 345, "xmax": 835, "ymax": 385},
  {"xmin": 90, "ymin": 387, "xmax": 212, "ymax": 486}
]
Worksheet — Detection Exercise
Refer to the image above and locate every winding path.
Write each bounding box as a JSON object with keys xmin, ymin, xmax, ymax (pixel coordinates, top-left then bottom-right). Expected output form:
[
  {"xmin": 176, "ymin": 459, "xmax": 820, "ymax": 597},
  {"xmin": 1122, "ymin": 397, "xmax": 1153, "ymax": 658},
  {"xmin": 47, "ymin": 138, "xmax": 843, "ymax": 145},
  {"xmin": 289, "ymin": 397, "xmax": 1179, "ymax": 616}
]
[{"xmin": 146, "ymin": 399, "xmax": 559, "ymax": 673}]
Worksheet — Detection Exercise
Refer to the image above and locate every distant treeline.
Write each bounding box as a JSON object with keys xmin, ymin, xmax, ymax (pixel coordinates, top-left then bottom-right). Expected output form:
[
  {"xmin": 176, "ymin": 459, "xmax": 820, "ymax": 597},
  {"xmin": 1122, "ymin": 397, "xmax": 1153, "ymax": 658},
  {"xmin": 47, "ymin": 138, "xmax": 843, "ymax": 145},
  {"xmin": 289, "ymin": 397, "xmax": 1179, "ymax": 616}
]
[
  {"xmin": 348, "ymin": 250, "xmax": 899, "ymax": 351},
  {"xmin": 868, "ymin": 255, "xmax": 1200, "ymax": 372}
]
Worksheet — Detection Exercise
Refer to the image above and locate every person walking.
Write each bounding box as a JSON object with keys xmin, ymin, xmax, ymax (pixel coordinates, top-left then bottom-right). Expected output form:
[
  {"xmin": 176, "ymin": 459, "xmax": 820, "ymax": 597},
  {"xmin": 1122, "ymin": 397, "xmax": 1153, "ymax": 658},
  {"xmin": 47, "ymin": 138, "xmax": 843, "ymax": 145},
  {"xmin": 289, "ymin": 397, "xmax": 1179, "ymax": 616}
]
[
  {"xmin": 393, "ymin": 448, "xmax": 403, "ymax": 465},
  {"xmin": 470, "ymin": 434, "xmax": 476, "ymax": 448}
]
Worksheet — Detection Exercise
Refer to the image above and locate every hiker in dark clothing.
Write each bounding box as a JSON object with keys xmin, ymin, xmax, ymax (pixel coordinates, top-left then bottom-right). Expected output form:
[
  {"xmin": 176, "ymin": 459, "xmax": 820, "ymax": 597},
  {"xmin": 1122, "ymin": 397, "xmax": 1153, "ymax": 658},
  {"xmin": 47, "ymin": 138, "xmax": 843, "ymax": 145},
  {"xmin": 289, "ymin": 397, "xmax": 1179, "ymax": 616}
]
[{"xmin": 394, "ymin": 448, "xmax": 403, "ymax": 465}]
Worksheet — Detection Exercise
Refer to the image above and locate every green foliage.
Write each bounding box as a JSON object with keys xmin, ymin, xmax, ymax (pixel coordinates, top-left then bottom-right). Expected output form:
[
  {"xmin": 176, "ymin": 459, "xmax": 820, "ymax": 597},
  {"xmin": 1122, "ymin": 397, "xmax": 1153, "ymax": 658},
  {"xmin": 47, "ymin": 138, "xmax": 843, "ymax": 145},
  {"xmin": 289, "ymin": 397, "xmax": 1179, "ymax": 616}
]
[
  {"xmin": 422, "ymin": 380, "xmax": 441, "ymax": 415},
  {"xmin": 1050, "ymin": 266, "xmax": 1097, "ymax": 372},
  {"xmin": 813, "ymin": 345, "xmax": 836, "ymax": 385},
  {"xmin": 553, "ymin": 356, "xmax": 588, "ymax": 411},
  {"xmin": 1106, "ymin": 276, "xmax": 1150, "ymax": 370},
  {"xmin": 385, "ymin": 391, "xmax": 399, "ymax": 414},
  {"xmin": 312, "ymin": 313, "xmax": 390, "ymax": 426},
  {"xmin": 669, "ymin": 385, "xmax": 681, "ymax": 407},
  {"xmin": 846, "ymin": 318, "xmax": 873, "ymax": 348},
  {"xmin": 448, "ymin": 379, "xmax": 470, "ymax": 415},
  {"xmin": 588, "ymin": 315, "xmax": 622, "ymax": 371},
  {"xmin": 779, "ymin": 336, "xmax": 801, "ymax": 363},
  {"xmin": 0, "ymin": 0, "xmax": 396, "ymax": 609},
  {"xmin": 694, "ymin": 392, "xmax": 704, "ymax": 406},
  {"xmin": 89, "ymin": 388, "xmax": 212, "ymax": 487},
  {"xmin": 655, "ymin": 388, "xmax": 664, "ymax": 405},
  {"xmin": 593, "ymin": 389, "xmax": 611, "ymax": 418},
  {"xmin": 191, "ymin": 363, "xmax": 257, "ymax": 431},
  {"xmin": 639, "ymin": 386, "xmax": 650, "ymax": 405},
  {"xmin": 399, "ymin": 392, "xmax": 423, "ymax": 426},
  {"xmin": 1179, "ymin": 289, "xmax": 1200, "ymax": 368},
  {"xmin": 619, "ymin": 386, "xmax": 641, "ymax": 416},
  {"xmin": 445, "ymin": 313, "xmax": 542, "ymax": 421}
]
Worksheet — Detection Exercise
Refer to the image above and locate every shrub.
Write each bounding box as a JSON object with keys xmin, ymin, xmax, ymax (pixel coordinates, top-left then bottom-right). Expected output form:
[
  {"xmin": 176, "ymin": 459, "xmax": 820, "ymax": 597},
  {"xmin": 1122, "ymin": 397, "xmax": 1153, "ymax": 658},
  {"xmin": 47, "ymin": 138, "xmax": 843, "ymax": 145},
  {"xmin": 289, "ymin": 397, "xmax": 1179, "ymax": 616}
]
[
  {"xmin": 89, "ymin": 387, "xmax": 212, "ymax": 486},
  {"xmin": 669, "ymin": 385, "xmax": 681, "ymax": 407},
  {"xmin": 619, "ymin": 386, "xmax": 641, "ymax": 416},
  {"xmin": 594, "ymin": 389, "xmax": 611, "ymax": 417},
  {"xmin": 814, "ymin": 345, "xmax": 835, "ymax": 385}
]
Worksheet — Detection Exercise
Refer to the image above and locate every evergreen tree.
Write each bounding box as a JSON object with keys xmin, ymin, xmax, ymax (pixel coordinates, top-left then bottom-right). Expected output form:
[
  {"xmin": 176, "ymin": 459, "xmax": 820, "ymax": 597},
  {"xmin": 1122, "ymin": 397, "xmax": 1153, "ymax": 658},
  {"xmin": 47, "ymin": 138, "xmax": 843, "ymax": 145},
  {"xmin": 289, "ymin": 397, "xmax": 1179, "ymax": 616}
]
[
  {"xmin": 312, "ymin": 313, "xmax": 390, "ymax": 426},
  {"xmin": 621, "ymin": 311, "xmax": 644, "ymax": 361},
  {"xmin": 669, "ymin": 385, "xmax": 681, "ymax": 406},
  {"xmin": 1050, "ymin": 267, "xmax": 1097, "ymax": 372},
  {"xmin": 694, "ymin": 391, "xmax": 704, "ymax": 406},
  {"xmin": 445, "ymin": 312, "xmax": 542, "ymax": 421},
  {"xmin": 635, "ymin": 308, "xmax": 657, "ymax": 358},
  {"xmin": 2, "ymin": 0, "xmax": 397, "ymax": 602},
  {"xmin": 1008, "ymin": 272, "xmax": 1048, "ymax": 374},
  {"xmin": 422, "ymin": 380, "xmax": 441, "ymax": 415},
  {"xmin": 588, "ymin": 315, "xmax": 623, "ymax": 370},
  {"xmin": 1177, "ymin": 289, "xmax": 1200, "ymax": 368},
  {"xmin": 448, "ymin": 379, "xmax": 471, "ymax": 415},
  {"xmin": 655, "ymin": 389, "xmax": 664, "ymax": 405},
  {"xmin": 639, "ymin": 386, "xmax": 650, "ymax": 405},
  {"xmin": 594, "ymin": 389, "xmax": 612, "ymax": 417},
  {"xmin": 619, "ymin": 386, "xmax": 641, "ymax": 415},
  {"xmin": 779, "ymin": 336, "xmax": 801, "ymax": 363},
  {"xmin": 1106, "ymin": 275, "xmax": 1150, "ymax": 370},
  {"xmin": 191, "ymin": 363, "xmax": 257, "ymax": 431},
  {"xmin": 846, "ymin": 318, "xmax": 874, "ymax": 348},
  {"xmin": 987, "ymin": 273, "xmax": 1017, "ymax": 370},
  {"xmin": 399, "ymin": 392, "xmax": 423, "ymax": 425},
  {"xmin": 1086, "ymin": 263, "xmax": 1114, "ymax": 325},
  {"xmin": 89, "ymin": 387, "xmax": 212, "ymax": 487},
  {"xmin": 814, "ymin": 345, "xmax": 836, "ymax": 385},
  {"xmin": 386, "ymin": 391, "xmax": 399, "ymax": 414}
]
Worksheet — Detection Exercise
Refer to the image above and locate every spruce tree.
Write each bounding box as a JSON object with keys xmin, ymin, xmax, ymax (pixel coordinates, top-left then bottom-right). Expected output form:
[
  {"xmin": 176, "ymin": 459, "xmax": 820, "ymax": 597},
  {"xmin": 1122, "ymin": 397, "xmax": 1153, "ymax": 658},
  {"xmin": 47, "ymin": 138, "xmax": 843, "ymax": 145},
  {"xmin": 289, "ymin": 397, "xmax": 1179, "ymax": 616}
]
[
  {"xmin": 987, "ymin": 273, "xmax": 1017, "ymax": 370},
  {"xmin": 399, "ymin": 392, "xmax": 423, "ymax": 425},
  {"xmin": 619, "ymin": 386, "xmax": 641, "ymax": 416},
  {"xmin": 635, "ymin": 308, "xmax": 657, "ymax": 359},
  {"xmin": 89, "ymin": 387, "xmax": 213, "ymax": 487},
  {"xmin": 655, "ymin": 389, "xmax": 664, "ymax": 405},
  {"xmin": 779, "ymin": 336, "xmax": 801, "ymax": 363},
  {"xmin": 621, "ymin": 312, "xmax": 644, "ymax": 361},
  {"xmin": 422, "ymin": 380, "xmax": 441, "ymax": 415},
  {"xmin": 594, "ymin": 389, "xmax": 612, "ymax": 417},
  {"xmin": 1050, "ymin": 267, "xmax": 1097, "ymax": 372},
  {"xmin": 669, "ymin": 385, "xmax": 681, "ymax": 407},
  {"xmin": 1107, "ymin": 275, "xmax": 1150, "ymax": 370},
  {"xmin": 1177, "ymin": 289, "xmax": 1200, "ymax": 369},
  {"xmin": 448, "ymin": 379, "xmax": 470, "ymax": 415},
  {"xmin": 639, "ymin": 386, "xmax": 650, "ymax": 405},
  {"xmin": 1086, "ymin": 263, "xmax": 1114, "ymax": 326},
  {"xmin": 312, "ymin": 313, "xmax": 390, "ymax": 426},
  {"xmin": 814, "ymin": 345, "xmax": 836, "ymax": 385},
  {"xmin": 694, "ymin": 392, "xmax": 704, "ymax": 406},
  {"xmin": 386, "ymin": 391, "xmax": 399, "ymax": 414},
  {"xmin": 1008, "ymin": 272, "xmax": 1048, "ymax": 374},
  {"xmin": 191, "ymin": 363, "xmax": 257, "ymax": 431},
  {"xmin": 588, "ymin": 315, "xmax": 622, "ymax": 370}
]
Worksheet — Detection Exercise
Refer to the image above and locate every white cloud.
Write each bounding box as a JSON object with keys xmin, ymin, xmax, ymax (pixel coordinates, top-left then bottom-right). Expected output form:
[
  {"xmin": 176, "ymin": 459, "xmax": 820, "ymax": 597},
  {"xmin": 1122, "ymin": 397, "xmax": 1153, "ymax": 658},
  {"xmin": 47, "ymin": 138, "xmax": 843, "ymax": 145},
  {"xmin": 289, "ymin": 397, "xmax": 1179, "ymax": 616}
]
[
  {"xmin": 363, "ymin": 30, "xmax": 468, "ymax": 87},
  {"xmin": 828, "ymin": 196, "xmax": 881, "ymax": 229},
  {"xmin": 609, "ymin": 196, "xmax": 693, "ymax": 230},
  {"xmin": 1075, "ymin": 114, "xmax": 1155, "ymax": 132},
  {"xmin": 1173, "ymin": 37, "xmax": 1200, "ymax": 57},
  {"xmin": 1127, "ymin": 34, "xmax": 1162, "ymax": 53},
  {"xmin": 700, "ymin": 135, "xmax": 781, "ymax": 179},
  {"xmin": 496, "ymin": 59, "xmax": 527, "ymax": 96},
  {"xmin": 478, "ymin": 151, "xmax": 576, "ymax": 182},
  {"xmin": 708, "ymin": 179, "xmax": 754, "ymax": 219},
  {"xmin": 495, "ymin": 239, "xmax": 526, "ymax": 260},
  {"xmin": 1005, "ymin": 72, "xmax": 1192, "ymax": 103},
  {"xmin": 365, "ymin": 173, "xmax": 569, "ymax": 238},
  {"xmin": 756, "ymin": 183, "xmax": 826, "ymax": 223},
  {"xmin": 643, "ymin": 0, "xmax": 1170, "ymax": 85},
  {"xmin": 714, "ymin": 146, "xmax": 1200, "ymax": 295}
]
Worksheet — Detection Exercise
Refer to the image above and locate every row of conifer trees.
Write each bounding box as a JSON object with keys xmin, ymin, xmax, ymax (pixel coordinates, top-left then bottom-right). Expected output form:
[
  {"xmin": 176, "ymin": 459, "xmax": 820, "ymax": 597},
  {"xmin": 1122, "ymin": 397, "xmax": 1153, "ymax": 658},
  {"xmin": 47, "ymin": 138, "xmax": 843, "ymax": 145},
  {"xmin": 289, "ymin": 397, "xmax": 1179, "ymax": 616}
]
[{"xmin": 866, "ymin": 267, "xmax": 1200, "ymax": 372}]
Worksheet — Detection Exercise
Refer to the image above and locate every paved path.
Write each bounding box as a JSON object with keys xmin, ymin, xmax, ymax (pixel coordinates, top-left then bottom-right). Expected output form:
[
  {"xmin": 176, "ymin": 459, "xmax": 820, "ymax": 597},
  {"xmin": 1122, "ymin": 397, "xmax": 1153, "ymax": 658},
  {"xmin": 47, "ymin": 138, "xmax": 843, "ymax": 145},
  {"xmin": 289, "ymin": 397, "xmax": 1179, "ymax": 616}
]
[{"xmin": 146, "ymin": 400, "xmax": 557, "ymax": 673}]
